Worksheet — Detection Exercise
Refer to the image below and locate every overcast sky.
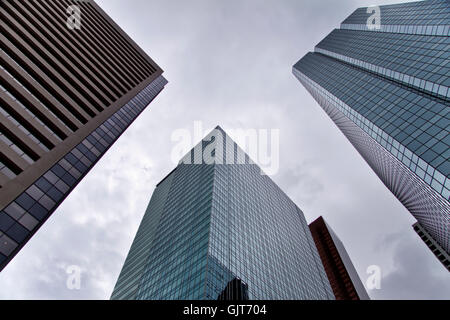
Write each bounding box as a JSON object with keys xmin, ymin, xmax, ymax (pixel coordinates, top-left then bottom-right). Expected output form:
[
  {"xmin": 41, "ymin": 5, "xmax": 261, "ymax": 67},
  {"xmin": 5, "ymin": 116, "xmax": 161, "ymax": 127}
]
[{"xmin": 0, "ymin": 0, "xmax": 449, "ymax": 300}]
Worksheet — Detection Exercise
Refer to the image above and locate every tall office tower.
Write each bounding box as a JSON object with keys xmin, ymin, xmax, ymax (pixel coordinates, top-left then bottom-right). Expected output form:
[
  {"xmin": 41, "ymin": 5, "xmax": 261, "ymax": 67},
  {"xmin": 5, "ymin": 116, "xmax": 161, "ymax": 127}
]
[
  {"xmin": 413, "ymin": 222, "xmax": 450, "ymax": 271},
  {"xmin": 309, "ymin": 217, "xmax": 370, "ymax": 300},
  {"xmin": 111, "ymin": 127, "xmax": 334, "ymax": 300},
  {"xmin": 293, "ymin": 0, "xmax": 450, "ymax": 264},
  {"xmin": 0, "ymin": 0, "xmax": 167, "ymax": 271}
]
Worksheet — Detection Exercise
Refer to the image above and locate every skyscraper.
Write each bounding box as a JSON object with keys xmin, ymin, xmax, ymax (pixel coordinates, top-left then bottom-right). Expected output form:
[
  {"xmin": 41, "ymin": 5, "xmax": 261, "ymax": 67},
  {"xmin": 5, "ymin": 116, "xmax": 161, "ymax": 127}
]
[
  {"xmin": 0, "ymin": 0, "xmax": 167, "ymax": 271},
  {"xmin": 111, "ymin": 127, "xmax": 334, "ymax": 300},
  {"xmin": 413, "ymin": 222, "xmax": 450, "ymax": 271},
  {"xmin": 293, "ymin": 0, "xmax": 449, "ymax": 264},
  {"xmin": 309, "ymin": 216, "xmax": 370, "ymax": 300}
]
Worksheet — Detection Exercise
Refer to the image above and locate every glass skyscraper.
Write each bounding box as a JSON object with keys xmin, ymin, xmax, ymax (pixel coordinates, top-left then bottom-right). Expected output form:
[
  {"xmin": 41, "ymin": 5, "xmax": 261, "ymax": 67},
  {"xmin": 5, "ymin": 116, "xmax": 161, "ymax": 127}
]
[
  {"xmin": 111, "ymin": 127, "xmax": 334, "ymax": 300},
  {"xmin": 293, "ymin": 0, "xmax": 449, "ymax": 261}
]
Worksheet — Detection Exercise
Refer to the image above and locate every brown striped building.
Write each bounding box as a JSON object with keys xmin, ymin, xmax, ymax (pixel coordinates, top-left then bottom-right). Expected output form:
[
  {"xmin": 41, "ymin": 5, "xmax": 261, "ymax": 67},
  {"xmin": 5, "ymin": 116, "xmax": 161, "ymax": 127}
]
[
  {"xmin": 309, "ymin": 216, "xmax": 370, "ymax": 300},
  {"xmin": 0, "ymin": 0, "xmax": 167, "ymax": 271}
]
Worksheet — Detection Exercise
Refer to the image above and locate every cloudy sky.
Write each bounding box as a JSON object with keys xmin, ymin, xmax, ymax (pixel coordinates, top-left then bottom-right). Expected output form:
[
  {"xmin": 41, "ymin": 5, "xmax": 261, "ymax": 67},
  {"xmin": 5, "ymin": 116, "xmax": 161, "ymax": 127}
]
[{"xmin": 0, "ymin": 0, "xmax": 449, "ymax": 300}]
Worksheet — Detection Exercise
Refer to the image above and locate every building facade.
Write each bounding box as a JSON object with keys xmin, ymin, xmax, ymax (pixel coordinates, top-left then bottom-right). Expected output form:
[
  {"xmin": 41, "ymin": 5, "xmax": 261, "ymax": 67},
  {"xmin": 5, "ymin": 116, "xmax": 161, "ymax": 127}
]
[
  {"xmin": 309, "ymin": 216, "xmax": 370, "ymax": 300},
  {"xmin": 111, "ymin": 127, "xmax": 334, "ymax": 300},
  {"xmin": 217, "ymin": 278, "xmax": 249, "ymax": 301},
  {"xmin": 413, "ymin": 222, "xmax": 450, "ymax": 271},
  {"xmin": 0, "ymin": 0, "xmax": 167, "ymax": 271},
  {"xmin": 293, "ymin": 0, "xmax": 449, "ymax": 262}
]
